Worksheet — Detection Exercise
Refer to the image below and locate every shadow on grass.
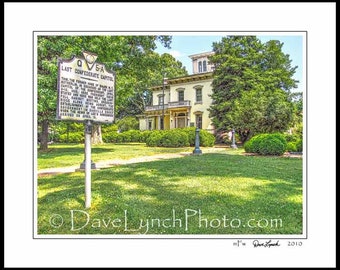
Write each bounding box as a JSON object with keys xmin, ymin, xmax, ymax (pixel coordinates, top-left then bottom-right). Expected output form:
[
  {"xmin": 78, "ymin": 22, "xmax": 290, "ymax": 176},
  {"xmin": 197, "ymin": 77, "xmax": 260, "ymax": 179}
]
[{"xmin": 38, "ymin": 153, "xmax": 303, "ymax": 235}]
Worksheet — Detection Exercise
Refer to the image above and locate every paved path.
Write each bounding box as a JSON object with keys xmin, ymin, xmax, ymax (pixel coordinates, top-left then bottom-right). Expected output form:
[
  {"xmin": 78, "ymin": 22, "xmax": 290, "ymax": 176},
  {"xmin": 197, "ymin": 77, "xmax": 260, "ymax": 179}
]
[{"xmin": 38, "ymin": 147, "xmax": 226, "ymax": 176}]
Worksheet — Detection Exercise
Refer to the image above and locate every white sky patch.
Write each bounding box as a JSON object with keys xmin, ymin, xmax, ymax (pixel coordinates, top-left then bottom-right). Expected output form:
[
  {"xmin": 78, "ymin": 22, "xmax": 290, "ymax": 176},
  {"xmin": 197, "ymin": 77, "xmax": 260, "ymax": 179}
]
[{"xmin": 169, "ymin": 50, "xmax": 184, "ymax": 58}]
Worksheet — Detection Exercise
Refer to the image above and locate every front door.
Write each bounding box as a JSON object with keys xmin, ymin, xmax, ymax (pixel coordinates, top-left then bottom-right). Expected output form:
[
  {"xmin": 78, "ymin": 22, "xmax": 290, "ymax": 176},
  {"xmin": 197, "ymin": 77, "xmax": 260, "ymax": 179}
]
[{"xmin": 177, "ymin": 117, "xmax": 186, "ymax": 128}]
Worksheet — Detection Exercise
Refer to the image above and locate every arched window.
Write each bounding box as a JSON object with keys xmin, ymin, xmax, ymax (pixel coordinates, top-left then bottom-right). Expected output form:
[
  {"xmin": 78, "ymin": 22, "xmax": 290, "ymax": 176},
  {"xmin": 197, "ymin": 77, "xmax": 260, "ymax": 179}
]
[
  {"xmin": 198, "ymin": 61, "xmax": 202, "ymax": 73},
  {"xmin": 203, "ymin": 60, "xmax": 207, "ymax": 72}
]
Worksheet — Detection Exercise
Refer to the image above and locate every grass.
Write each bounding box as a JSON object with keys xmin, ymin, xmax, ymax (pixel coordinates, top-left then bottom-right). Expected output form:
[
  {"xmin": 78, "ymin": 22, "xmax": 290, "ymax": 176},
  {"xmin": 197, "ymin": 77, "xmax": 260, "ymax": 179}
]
[
  {"xmin": 37, "ymin": 144, "xmax": 303, "ymax": 235},
  {"xmin": 38, "ymin": 143, "xmax": 192, "ymax": 169}
]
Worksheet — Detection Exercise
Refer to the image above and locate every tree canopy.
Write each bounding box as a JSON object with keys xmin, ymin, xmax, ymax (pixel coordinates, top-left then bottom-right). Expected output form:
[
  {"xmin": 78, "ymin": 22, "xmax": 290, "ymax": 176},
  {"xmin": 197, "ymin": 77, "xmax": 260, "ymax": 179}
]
[
  {"xmin": 37, "ymin": 35, "xmax": 188, "ymax": 149},
  {"xmin": 208, "ymin": 36, "xmax": 298, "ymax": 142}
]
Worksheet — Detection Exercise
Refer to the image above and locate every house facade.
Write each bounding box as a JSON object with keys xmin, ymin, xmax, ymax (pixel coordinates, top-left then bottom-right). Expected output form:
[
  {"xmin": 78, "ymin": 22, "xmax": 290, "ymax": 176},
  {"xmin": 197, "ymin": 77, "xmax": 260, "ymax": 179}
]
[{"xmin": 138, "ymin": 52, "xmax": 215, "ymax": 132}]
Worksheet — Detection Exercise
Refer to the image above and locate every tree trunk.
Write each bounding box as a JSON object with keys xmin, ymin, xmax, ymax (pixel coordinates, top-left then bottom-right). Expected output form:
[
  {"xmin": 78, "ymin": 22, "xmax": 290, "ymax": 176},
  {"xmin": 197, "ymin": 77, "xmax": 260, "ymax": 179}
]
[
  {"xmin": 40, "ymin": 119, "xmax": 49, "ymax": 151},
  {"xmin": 91, "ymin": 124, "xmax": 103, "ymax": 144}
]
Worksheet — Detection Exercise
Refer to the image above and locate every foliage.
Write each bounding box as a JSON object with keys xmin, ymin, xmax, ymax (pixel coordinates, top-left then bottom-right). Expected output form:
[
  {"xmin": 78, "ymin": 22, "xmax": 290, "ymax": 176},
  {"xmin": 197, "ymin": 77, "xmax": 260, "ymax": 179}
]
[
  {"xmin": 181, "ymin": 127, "xmax": 216, "ymax": 147},
  {"xmin": 145, "ymin": 131, "xmax": 163, "ymax": 147},
  {"xmin": 37, "ymin": 35, "xmax": 188, "ymax": 149},
  {"xmin": 290, "ymin": 92, "xmax": 303, "ymax": 127},
  {"xmin": 59, "ymin": 132, "xmax": 84, "ymax": 143},
  {"xmin": 116, "ymin": 116, "xmax": 139, "ymax": 132},
  {"xmin": 286, "ymin": 142, "xmax": 297, "ymax": 152},
  {"xmin": 244, "ymin": 133, "xmax": 287, "ymax": 156},
  {"xmin": 209, "ymin": 36, "xmax": 298, "ymax": 142},
  {"xmin": 295, "ymin": 139, "xmax": 303, "ymax": 152},
  {"xmin": 145, "ymin": 128, "xmax": 214, "ymax": 148},
  {"xmin": 101, "ymin": 124, "xmax": 119, "ymax": 134}
]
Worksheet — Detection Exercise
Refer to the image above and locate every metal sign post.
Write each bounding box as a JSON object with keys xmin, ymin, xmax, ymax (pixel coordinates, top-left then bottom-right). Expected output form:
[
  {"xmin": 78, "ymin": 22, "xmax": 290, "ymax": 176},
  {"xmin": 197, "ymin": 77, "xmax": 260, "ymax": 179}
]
[{"xmin": 84, "ymin": 120, "xmax": 92, "ymax": 208}]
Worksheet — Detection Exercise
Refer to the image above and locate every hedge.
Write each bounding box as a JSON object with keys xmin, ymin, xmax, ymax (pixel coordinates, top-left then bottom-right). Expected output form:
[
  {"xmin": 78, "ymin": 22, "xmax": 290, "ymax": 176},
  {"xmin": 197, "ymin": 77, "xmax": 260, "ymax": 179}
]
[
  {"xmin": 244, "ymin": 133, "xmax": 287, "ymax": 156},
  {"xmin": 59, "ymin": 132, "xmax": 84, "ymax": 143},
  {"xmin": 181, "ymin": 127, "xmax": 215, "ymax": 147}
]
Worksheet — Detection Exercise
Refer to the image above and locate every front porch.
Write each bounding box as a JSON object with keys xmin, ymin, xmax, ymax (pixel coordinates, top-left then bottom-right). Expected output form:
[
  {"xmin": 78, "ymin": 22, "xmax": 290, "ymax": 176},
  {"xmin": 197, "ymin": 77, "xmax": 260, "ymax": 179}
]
[{"xmin": 141, "ymin": 107, "xmax": 191, "ymax": 130}]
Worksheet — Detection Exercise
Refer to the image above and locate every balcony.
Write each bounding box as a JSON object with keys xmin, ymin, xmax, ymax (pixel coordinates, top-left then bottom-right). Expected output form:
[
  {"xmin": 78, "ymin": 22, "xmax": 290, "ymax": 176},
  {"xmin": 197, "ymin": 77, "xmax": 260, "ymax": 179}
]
[
  {"xmin": 168, "ymin": 100, "xmax": 191, "ymax": 108},
  {"xmin": 145, "ymin": 104, "xmax": 168, "ymax": 111}
]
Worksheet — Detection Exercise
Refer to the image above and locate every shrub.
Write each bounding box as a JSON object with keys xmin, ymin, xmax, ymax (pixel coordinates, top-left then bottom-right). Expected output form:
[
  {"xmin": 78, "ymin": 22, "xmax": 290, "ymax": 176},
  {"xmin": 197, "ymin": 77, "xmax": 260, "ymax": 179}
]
[
  {"xmin": 295, "ymin": 139, "xmax": 303, "ymax": 152},
  {"xmin": 161, "ymin": 130, "xmax": 189, "ymax": 147},
  {"xmin": 146, "ymin": 131, "xmax": 163, "ymax": 147},
  {"xmin": 244, "ymin": 139, "xmax": 253, "ymax": 153},
  {"xmin": 116, "ymin": 116, "xmax": 139, "ymax": 132},
  {"xmin": 200, "ymin": 130, "xmax": 215, "ymax": 147},
  {"xmin": 140, "ymin": 130, "xmax": 152, "ymax": 142},
  {"xmin": 245, "ymin": 133, "xmax": 287, "ymax": 156},
  {"xmin": 181, "ymin": 127, "xmax": 215, "ymax": 147},
  {"xmin": 102, "ymin": 124, "xmax": 119, "ymax": 134},
  {"xmin": 59, "ymin": 132, "xmax": 84, "ymax": 143},
  {"xmin": 283, "ymin": 133, "xmax": 299, "ymax": 143},
  {"xmin": 258, "ymin": 137, "xmax": 286, "ymax": 155},
  {"xmin": 145, "ymin": 129, "xmax": 190, "ymax": 147},
  {"xmin": 244, "ymin": 134, "xmax": 264, "ymax": 153},
  {"xmin": 182, "ymin": 127, "xmax": 196, "ymax": 146},
  {"xmin": 286, "ymin": 142, "xmax": 297, "ymax": 152},
  {"xmin": 125, "ymin": 130, "xmax": 142, "ymax": 142}
]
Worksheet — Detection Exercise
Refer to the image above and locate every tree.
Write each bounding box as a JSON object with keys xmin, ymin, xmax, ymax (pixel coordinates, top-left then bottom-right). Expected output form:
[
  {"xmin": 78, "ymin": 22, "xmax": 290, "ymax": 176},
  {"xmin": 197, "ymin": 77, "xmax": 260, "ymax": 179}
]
[
  {"xmin": 38, "ymin": 37, "xmax": 72, "ymax": 150},
  {"xmin": 208, "ymin": 36, "xmax": 298, "ymax": 142},
  {"xmin": 115, "ymin": 52, "xmax": 188, "ymax": 118},
  {"xmin": 37, "ymin": 35, "xmax": 176, "ymax": 149},
  {"xmin": 116, "ymin": 116, "xmax": 139, "ymax": 132}
]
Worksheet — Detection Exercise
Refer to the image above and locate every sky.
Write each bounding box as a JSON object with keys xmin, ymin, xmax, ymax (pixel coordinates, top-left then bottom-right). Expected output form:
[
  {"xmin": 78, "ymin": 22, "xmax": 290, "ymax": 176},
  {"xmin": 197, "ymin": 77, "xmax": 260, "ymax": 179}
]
[{"xmin": 155, "ymin": 35, "xmax": 304, "ymax": 93}]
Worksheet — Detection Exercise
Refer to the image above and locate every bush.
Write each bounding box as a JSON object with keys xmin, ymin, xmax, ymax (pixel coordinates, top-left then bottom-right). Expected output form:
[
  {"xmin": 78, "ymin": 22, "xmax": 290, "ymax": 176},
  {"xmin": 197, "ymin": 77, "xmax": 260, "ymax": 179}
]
[
  {"xmin": 145, "ymin": 129, "xmax": 190, "ymax": 147},
  {"xmin": 286, "ymin": 142, "xmax": 297, "ymax": 152},
  {"xmin": 182, "ymin": 127, "xmax": 196, "ymax": 146},
  {"xmin": 102, "ymin": 124, "xmax": 119, "ymax": 134},
  {"xmin": 140, "ymin": 130, "xmax": 152, "ymax": 142},
  {"xmin": 295, "ymin": 139, "xmax": 303, "ymax": 152},
  {"xmin": 146, "ymin": 131, "xmax": 163, "ymax": 147},
  {"xmin": 244, "ymin": 133, "xmax": 287, "ymax": 156},
  {"xmin": 181, "ymin": 127, "xmax": 215, "ymax": 147},
  {"xmin": 244, "ymin": 134, "xmax": 264, "ymax": 153},
  {"xmin": 258, "ymin": 137, "xmax": 286, "ymax": 155},
  {"xmin": 200, "ymin": 130, "xmax": 215, "ymax": 147},
  {"xmin": 283, "ymin": 133, "xmax": 299, "ymax": 143},
  {"xmin": 59, "ymin": 132, "xmax": 84, "ymax": 143},
  {"xmin": 162, "ymin": 130, "xmax": 189, "ymax": 147},
  {"xmin": 116, "ymin": 116, "xmax": 139, "ymax": 132}
]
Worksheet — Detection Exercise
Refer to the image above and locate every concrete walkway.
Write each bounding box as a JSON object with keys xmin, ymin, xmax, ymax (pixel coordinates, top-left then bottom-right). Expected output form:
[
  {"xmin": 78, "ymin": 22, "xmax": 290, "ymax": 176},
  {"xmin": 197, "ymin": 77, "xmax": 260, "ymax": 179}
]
[{"xmin": 38, "ymin": 147, "xmax": 226, "ymax": 176}]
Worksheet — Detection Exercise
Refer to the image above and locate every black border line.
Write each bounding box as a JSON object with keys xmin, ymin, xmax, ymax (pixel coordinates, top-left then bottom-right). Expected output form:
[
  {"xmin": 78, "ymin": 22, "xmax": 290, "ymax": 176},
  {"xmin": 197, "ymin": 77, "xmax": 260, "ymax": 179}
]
[{"xmin": 33, "ymin": 30, "xmax": 307, "ymax": 240}]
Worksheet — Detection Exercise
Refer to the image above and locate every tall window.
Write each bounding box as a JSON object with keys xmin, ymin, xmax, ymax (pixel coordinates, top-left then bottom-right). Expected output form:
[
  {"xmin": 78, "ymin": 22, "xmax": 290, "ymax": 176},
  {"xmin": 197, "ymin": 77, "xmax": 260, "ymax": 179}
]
[
  {"xmin": 198, "ymin": 61, "xmax": 202, "ymax": 73},
  {"xmin": 158, "ymin": 95, "xmax": 164, "ymax": 105},
  {"xmin": 196, "ymin": 88, "xmax": 202, "ymax": 102},
  {"xmin": 178, "ymin": 90, "xmax": 184, "ymax": 101},
  {"xmin": 196, "ymin": 114, "xmax": 203, "ymax": 129},
  {"xmin": 203, "ymin": 60, "xmax": 207, "ymax": 72}
]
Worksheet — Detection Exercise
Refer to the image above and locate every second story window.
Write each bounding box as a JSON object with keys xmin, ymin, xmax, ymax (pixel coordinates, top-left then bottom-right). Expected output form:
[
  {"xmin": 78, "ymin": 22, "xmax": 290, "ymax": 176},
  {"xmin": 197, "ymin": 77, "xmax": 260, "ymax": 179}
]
[
  {"xmin": 203, "ymin": 60, "xmax": 207, "ymax": 72},
  {"xmin": 196, "ymin": 88, "xmax": 202, "ymax": 102},
  {"xmin": 158, "ymin": 95, "xmax": 164, "ymax": 105},
  {"xmin": 198, "ymin": 61, "xmax": 202, "ymax": 73},
  {"xmin": 178, "ymin": 90, "xmax": 184, "ymax": 102}
]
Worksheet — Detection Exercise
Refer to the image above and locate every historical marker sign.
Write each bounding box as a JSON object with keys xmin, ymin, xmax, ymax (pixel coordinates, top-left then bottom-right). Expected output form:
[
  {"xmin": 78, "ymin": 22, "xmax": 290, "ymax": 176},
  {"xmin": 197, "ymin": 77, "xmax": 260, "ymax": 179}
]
[{"xmin": 57, "ymin": 51, "xmax": 115, "ymax": 123}]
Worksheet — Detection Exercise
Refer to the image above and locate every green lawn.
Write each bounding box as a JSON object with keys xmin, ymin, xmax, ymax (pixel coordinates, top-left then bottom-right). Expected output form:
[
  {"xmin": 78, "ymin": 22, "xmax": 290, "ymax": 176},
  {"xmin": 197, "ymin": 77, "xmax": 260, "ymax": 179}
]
[
  {"xmin": 38, "ymin": 143, "xmax": 192, "ymax": 169},
  {"xmin": 38, "ymin": 145, "xmax": 303, "ymax": 235}
]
